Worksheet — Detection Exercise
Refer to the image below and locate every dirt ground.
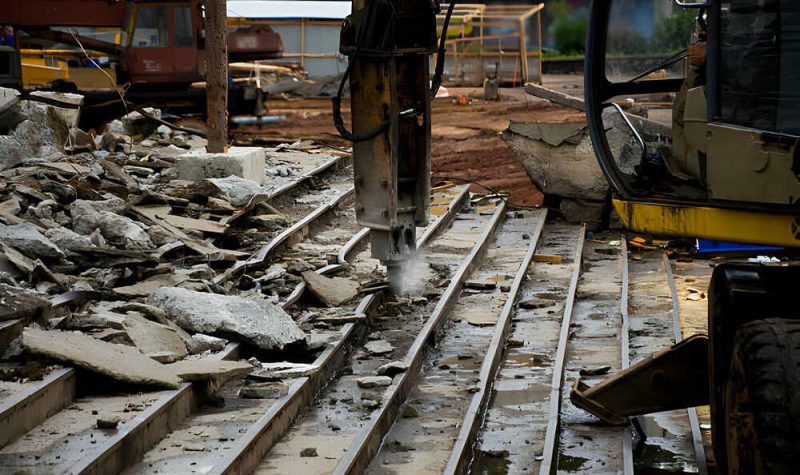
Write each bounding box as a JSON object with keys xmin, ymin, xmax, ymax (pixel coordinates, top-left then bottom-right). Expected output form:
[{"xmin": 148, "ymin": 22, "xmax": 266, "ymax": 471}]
[{"xmin": 232, "ymin": 82, "xmax": 586, "ymax": 208}]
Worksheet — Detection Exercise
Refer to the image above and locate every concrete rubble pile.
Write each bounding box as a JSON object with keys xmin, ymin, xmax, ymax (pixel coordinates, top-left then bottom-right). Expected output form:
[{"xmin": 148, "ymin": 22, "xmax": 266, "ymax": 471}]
[
  {"xmin": 504, "ymin": 83, "xmax": 671, "ymax": 229},
  {"xmin": 0, "ymin": 88, "xmax": 352, "ymax": 391}
]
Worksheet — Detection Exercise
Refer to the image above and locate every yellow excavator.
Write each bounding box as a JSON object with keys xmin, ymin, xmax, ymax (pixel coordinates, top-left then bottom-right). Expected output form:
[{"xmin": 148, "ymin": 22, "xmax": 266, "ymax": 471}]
[
  {"xmin": 573, "ymin": 2, "xmax": 800, "ymax": 474},
  {"xmin": 336, "ymin": 0, "xmax": 799, "ymax": 473}
]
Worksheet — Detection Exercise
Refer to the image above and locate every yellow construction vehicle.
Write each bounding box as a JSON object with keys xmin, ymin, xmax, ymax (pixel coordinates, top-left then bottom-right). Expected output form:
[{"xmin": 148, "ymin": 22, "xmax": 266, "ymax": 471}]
[
  {"xmin": 338, "ymin": 0, "xmax": 799, "ymax": 473},
  {"xmin": 571, "ymin": 1, "xmax": 800, "ymax": 474}
]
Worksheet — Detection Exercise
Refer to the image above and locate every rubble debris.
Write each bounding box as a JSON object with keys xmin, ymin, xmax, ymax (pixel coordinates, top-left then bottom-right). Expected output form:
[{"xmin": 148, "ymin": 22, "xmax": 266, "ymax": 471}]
[
  {"xmin": 300, "ymin": 447, "xmax": 318, "ymax": 457},
  {"xmin": 240, "ymin": 381, "xmax": 290, "ymax": 399},
  {"xmin": 302, "ymin": 271, "xmax": 359, "ymax": 307},
  {"xmin": 122, "ymin": 313, "xmax": 188, "ymax": 363},
  {"xmin": 248, "ymin": 362, "xmax": 315, "ymax": 380},
  {"xmin": 0, "ymin": 284, "xmax": 50, "ymax": 321},
  {"xmin": 0, "ymin": 223, "xmax": 64, "ymax": 259},
  {"xmin": 43, "ymin": 227, "xmax": 94, "ymax": 253},
  {"xmin": 356, "ymin": 376, "xmax": 392, "ymax": 388},
  {"xmin": 464, "ymin": 279, "xmax": 497, "ymax": 290},
  {"xmin": 377, "ymin": 360, "xmax": 409, "ymax": 377},
  {"xmin": 113, "ymin": 274, "xmax": 190, "ymax": 298},
  {"xmin": 96, "ymin": 416, "xmax": 121, "ymax": 429},
  {"xmin": 0, "ymin": 89, "xmax": 81, "ymax": 169},
  {"xmin": 22, "ymin": 328, "xmax": 182, "ymax": 388},
  {"xmin": 148, "ymin": 287, "xmax": 306, "ymax": 351},
  {"xmin": 71, "ymin": 197, "xmax": 155, "ymax": 250},
  {"xmin": 177, "ymin": 147, "xmax": 266, "ymax": 185},
  {"xmin": 203, "ymin": 176, "xmax": 264, "ymax": 207},
  {"xmin": 190, "ymin": 334, "xmax": 229, "ymax": 354},
  {"xmin": 365, "ymin": 340, "xmax": 394, "ymax": 356},
  {"xmin": 165, "ymin": 359, "xmax": 252, "ymax": 382}
]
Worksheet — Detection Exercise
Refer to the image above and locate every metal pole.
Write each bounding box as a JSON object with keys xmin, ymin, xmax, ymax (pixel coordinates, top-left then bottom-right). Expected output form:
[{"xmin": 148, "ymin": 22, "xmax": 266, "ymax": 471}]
[{"xmin": 205, "ymin": 0, "xmax": 228, "ymax": 153}]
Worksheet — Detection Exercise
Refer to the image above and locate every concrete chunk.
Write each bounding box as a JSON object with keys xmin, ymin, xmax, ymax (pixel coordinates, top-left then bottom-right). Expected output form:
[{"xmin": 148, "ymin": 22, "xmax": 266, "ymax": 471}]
[
  {"xmin": 0, "ymin": 223, "xmax": 64, "ymax": 259},
  {"xmin": 147, "ymin": 287, "xmax": 306, "ymax": 351},
  {"xmin": 165, "ymin": 359, "xmax": 252, "ymax": 382},
  {"xmin": 22, "ymin": 328, "xmax": 181, "ymax": 388},
  {"xmin": 365, "ymin": 340, "xmax": 394, "ymax": 356},
  {"xmin": 71, "ymin": 198, "xmax": 154, "ymax": 250},
  {"xmin": 203, "ymin": 176, "xmax": 263, "ymax": 207},
  {"xmin": 0, "ymin": 284, "xmax": 50, "ymax": 322},
  {"xmin": 43, "ymin": 227, "xmax": 94, "ymax": 252},
  {"xmin": 302, "ymin": 271, "xmax": 359, "ymax": 307},
  {"xmin": 357, "ymin": 376, "xmax": 392, "ymax": 388},
  {"xmin": 123, "ymin": 313, "xmax": 188, "ymax": 363},
  {"xmin": 177, "ymin": 147, "xmax": 266, "ymax": 185}
]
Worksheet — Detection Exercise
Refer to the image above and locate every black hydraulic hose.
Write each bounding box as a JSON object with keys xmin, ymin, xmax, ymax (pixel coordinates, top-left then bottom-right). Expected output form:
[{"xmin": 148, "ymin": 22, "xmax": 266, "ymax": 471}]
[
  {"xmin": 331, "ymin": 0, "xmax": 389, "ymax": 143},
  {"xmin": 332, "ymin": 0, "xmax": 456, "ymax": 142},
  {"xmin": 430, "ymin": 0, "xmax": 456, "ymax": 99}
]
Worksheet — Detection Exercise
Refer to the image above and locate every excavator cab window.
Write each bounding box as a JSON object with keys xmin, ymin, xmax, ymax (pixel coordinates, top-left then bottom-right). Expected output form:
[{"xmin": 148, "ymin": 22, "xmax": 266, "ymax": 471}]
[
  {"xmin": 717, "ymin": 0, "xmax": 800, "ymax": 135},
  {"xmin": 132, "ymin": 6, "xmax": 169, "ymax": 48},
  {"xmin": 174, "ymin": 6, "xmax": 194, "ymax": 47}
]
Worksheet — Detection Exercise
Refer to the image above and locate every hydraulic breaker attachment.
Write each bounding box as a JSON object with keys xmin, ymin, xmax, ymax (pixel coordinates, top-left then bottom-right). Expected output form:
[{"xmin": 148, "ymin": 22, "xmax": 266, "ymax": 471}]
[
  {"xmin": 570, "ymin": 334, "xmax": 710, "ymax": 425},
  {"xmin": 337, "ymin": 0, "xmax": 438, "ymax": 289}
]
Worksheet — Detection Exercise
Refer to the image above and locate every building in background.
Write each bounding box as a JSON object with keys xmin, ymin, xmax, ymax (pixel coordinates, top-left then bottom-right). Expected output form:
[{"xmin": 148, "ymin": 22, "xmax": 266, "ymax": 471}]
[{"xmin": 227, "ymin": 1, "xmax": 349, "ymax": 78}]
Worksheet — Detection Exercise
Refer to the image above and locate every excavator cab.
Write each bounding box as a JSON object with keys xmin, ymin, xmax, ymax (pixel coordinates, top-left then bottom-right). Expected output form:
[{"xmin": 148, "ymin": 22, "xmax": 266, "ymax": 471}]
[
  {"xmin": 575, "ymin": 1, "xmax": 800, "ymax": 473},
  {"xmin": 585, "ymin": 0, "xmax": 800, "ymax": 248},
  {"xmin": 120, "ymin": 1, "xmax": 205, "ymax": 86}
]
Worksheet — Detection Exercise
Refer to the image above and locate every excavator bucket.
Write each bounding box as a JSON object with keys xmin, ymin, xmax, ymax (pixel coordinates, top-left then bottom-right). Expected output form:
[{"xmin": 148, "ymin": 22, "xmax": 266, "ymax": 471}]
[{"xmin": 570, "ymin": 334, "xmax": 710, "ymax": 425}]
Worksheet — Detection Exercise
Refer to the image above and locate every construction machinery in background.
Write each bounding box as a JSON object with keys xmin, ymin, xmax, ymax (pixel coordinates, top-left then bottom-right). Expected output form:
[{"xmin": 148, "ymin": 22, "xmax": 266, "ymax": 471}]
[
  {"xmin": 572, "ymin": 1, "xmax": 800, "ymax": 474},
  {"xmin": 0, "ymin": 0, "xmax": 284, "ymax": 122}
]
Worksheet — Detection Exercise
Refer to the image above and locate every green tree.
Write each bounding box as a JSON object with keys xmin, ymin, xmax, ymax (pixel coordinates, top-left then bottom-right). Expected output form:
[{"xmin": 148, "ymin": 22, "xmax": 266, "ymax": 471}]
[{"xmin": 651, "ymin": 9, "xmax": 697, "ymax": 53}]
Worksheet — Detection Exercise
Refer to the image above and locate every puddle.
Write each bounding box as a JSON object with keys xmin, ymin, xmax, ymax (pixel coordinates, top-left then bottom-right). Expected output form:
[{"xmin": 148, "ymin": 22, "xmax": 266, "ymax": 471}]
[
  {"xmin": 558, "ymin": 453, "xmax": 589, "ymax": 472},
  {"xmin": 472, "ymin": 450, "xmax": 510, "ymax": 474},
  {"xmin": 634, "ymin": 442, "xmax": 699, "ymax": 474},
  {"xmin": 504, "ymin": 352, "xmax": 550, "ymax": 369}
]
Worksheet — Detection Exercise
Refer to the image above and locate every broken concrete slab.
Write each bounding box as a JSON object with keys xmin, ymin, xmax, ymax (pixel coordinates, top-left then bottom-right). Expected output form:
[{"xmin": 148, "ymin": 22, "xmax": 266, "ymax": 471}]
[
  {"xmin": 147, "ymin": 287, "xmax": 306, "ymax": 351},
  {"xmin": 240, "ymin": 381, "xmax": 290, "ymax": 399},
  {"xmin": 162, "ymin": 214, "xmax": 228, "ymax": 234},
  {"xmin": 377, "ymin": 360, "xmax": 409, "ymax": 377},
  {"xmin": 0, "ymin": 284, "xmax": 50, "ymax": 322},
  {"xmin": 460, "ymin": 308, "xmax": 498, "ymax": 327},
  {"xmin": 177, "ymin": 147, "xmax": 266, "ymax": 185},
  {"xmin": 43, "ymin": 227, "xmax": 94, "ymax": 253},
  {"xmin": 189, "ymin": 334, "xmax": 228, "ymax": 354},
  {"xmin": 302, "ymin": 271, "xmax": 359, "ymax": 307},
  {"xmin": 123, "ymin": 313, "xmax": 188, "ymax": 363},
  {"xmin": 113, "ymin": 274, "xmax": 190, "ymax": 298},
  {"xmin": 0, "ymin": 223, "xmax": 64, "ymax": 259},
  {"xmin": 356, "ymin": 376, "xmax": 392, "ymax": 388},
  {"xmin": 248, "ymin": 362, "xmax": 316, "ymax": 380},
  {"xmin": 165, "ymin": 359, "xmax": 252, "ymax": 382},
  {"xmin": 29, "ymin": 90, "xmax": 84, "ymax": 128},
  {"xmin": 71, "ymin": 198, "xmax": 154, "ymax": 250},
  {"xmin": 525, "ymin": 83, "xmax": 586, "ymax": 111},
  {"xmin": 203, "ymin": 176, "xmax": 263, "ymax": 207},
  {"xmin": 22, "ymin": 328, "xmax": 181, "ymax": 388},
  {"xmin": 365, "ymin": 340, "xmax": 394, "ymax": 356},
  {"xmin": 464, "ymin": 279, "xmax": 497, "ymax": 290}
]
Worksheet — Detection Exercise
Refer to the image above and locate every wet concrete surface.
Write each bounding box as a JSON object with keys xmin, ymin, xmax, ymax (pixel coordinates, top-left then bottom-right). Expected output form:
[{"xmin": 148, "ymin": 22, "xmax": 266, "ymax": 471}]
[
  {"xmin": 628, "ymin": 250, "xmax": 699, "ymax": 474},
  {"xmin": 365, "ymin": 211, "xmax": 545, "ymax": 474},
  {"xmin": 557, "ymin": 237, "xmax": 625, "ymax": 473},
  {"xmin": 253, "ymin": 203, "xmax": 496, "ymax": 474},
  {"xmin": 0, "ymin": 392, "xmax": 161, "ymax": 473},
  {"xmin": 475, "ymin": 222, "xmax": 583, "ymax": 474}
]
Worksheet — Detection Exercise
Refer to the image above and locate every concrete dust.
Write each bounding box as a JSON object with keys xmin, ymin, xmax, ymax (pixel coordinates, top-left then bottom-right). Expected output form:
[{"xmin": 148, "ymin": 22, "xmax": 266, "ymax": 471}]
[{"xmin": 392, "ymin": 249, "xmax": 433, "ymax": 296}]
